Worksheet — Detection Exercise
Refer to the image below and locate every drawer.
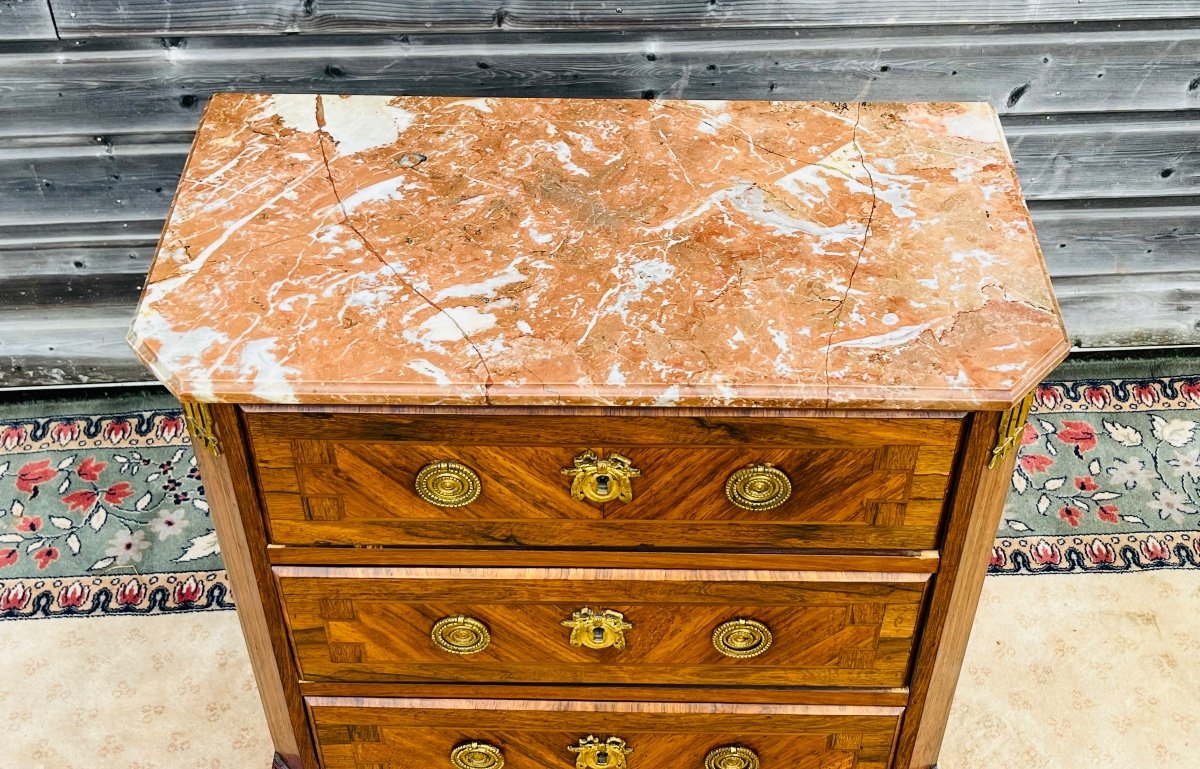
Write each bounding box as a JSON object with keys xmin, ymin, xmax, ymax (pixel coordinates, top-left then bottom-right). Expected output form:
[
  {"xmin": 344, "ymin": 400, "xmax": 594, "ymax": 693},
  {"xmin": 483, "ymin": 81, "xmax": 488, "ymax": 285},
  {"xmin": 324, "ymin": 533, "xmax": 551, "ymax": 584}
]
[
  {"xmin": 249, "ymin": 413, "xmax": 960, "ymax": 550},
  {"xmin": 310, "ymin": 696, "xmax": 901, "ymax": 769},
  {"xmin": 277, "ymin": 567, "xmax": 928, "ymax": 688}
]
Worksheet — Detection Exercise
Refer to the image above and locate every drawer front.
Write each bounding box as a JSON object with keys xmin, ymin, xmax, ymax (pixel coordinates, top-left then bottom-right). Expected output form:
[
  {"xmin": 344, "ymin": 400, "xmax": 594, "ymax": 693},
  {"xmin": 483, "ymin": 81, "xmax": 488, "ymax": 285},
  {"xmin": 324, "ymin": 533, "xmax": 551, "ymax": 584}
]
[
  {"xmin": 310, "ymin": 697, "xmax": 901, "ymax": 769},
  {"xmin": 249, "ymin": 413, "xmax": 960, "ymax": 550},
  {"xmin": 277, "ymin": 567, "xmax": 928, "ymax": 688}
]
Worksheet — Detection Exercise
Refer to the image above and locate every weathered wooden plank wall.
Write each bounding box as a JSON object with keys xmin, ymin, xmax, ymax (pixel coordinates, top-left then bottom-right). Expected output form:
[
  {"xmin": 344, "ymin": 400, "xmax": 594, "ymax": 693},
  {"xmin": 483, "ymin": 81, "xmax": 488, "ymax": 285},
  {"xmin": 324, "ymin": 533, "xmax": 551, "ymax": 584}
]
[
  {"xmin": 1, "ymin": 5, "xmax": 1198, "ymax": 387},
  {"xmin": 0, "ymin": 0, "xmax": 55, "ymax": 40}
]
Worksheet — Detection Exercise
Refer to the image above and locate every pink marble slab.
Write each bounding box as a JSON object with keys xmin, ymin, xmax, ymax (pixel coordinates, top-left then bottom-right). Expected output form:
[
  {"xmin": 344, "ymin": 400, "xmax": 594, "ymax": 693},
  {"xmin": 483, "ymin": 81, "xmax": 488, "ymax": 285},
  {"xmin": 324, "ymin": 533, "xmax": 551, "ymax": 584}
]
[{"xmin": 128, "ymin": 94, "xmax": 1068, "ymax": 410}]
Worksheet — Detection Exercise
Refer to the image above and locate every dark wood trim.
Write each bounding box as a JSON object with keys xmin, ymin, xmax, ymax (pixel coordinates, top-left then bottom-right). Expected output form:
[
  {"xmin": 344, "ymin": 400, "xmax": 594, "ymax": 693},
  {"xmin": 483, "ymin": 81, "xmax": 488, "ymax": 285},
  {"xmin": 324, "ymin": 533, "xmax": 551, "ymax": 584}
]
[
  {"xmin": 890, "ymin": 410, "xmax": 1014, "ymax": 768},
  {"xmin": 191, "ymin": 404, "xmax": 321, "ymax": 768}
]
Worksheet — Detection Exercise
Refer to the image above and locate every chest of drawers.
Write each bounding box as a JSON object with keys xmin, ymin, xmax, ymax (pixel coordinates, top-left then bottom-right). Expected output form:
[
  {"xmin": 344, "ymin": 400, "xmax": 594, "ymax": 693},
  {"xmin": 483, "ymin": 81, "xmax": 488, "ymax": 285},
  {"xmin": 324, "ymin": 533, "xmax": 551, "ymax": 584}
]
[{"xmin": 129, "ymin": 94, "xmax": 1068, "ymax": 769}]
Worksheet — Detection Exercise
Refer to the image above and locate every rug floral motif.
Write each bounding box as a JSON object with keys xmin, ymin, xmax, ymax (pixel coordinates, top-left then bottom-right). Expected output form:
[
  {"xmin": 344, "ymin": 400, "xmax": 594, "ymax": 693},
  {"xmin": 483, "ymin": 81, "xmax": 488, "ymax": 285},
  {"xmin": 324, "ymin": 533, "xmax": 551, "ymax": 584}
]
[
  {"xmin": 996, "ymin": 376, "xmax": 1200, "ymax": 574},
  {"xmin": 0, "ymin": 409, "xmax": 231, "ymax": 619}
]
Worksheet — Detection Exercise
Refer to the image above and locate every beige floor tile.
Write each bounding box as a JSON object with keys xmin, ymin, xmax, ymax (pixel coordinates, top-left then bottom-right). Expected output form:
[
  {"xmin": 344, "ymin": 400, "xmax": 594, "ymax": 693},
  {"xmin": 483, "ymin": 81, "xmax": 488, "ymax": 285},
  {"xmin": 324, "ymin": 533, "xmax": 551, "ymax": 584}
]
[
  {"xmin": 0, "ymin": 611, "xmax": 272, "ymax": 769},
  {"xmin": 942, "ymin": 571, "xmax": 1200, "ymax": 767}
]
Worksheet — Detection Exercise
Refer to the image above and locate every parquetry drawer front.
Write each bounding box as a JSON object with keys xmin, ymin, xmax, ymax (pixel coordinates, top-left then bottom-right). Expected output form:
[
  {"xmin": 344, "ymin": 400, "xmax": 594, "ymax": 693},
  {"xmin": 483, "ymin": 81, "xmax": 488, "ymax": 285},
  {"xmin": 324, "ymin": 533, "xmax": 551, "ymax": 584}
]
[
  {"xmin": 276, "ymin": 567, "xmax": 928, "ymax": 688},
  {"xmin": 309, "ymin": 698, "xmax": 902, "ymax": 769},
  {"xmin": 249, "ymin": 414, "xmax": 960, "ymax": 550}
]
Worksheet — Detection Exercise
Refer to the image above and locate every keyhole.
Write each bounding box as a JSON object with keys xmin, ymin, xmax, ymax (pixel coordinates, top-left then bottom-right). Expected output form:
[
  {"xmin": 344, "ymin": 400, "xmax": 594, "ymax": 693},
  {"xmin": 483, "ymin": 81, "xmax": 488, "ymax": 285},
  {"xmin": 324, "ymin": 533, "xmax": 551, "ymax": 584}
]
[
  {"xmin": 592, "ymin": 626, "xmax": 607, "ymax": 645},
  {"xmin": 595, "ymin": 474, "xmax": 610, "ymax": 495},
  {"xmin": 595, "ymin": 751, "xmax": 609, "ymax": 766}
]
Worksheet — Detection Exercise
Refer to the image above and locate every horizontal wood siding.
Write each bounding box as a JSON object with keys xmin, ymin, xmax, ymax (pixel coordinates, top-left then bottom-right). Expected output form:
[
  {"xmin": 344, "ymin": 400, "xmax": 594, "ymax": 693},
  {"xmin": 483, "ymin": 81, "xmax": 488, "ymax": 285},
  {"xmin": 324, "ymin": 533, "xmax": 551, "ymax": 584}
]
[
  {"xmin": 46, "ymin": 0, "xmax": 1200, "ymax": 36},
  {"xmin": 1, "ymin": 18, "xmax": 1197, "ymax": 386},
  {"xmin": 3, "ymin": 29, "xmax": 1200, "ymax": 140},
  {"xmin": 0, "ymin": 0, "xmax": 55, "ymax": 41}
]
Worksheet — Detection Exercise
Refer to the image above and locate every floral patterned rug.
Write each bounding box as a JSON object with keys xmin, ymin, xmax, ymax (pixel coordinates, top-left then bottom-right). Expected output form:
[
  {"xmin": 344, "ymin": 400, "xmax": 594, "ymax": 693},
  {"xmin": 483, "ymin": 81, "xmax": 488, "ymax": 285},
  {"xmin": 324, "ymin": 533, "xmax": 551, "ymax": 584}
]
[
  {"xmin": 1, "ymin": 375, "xmax": 1197, "ymax": 619},
  {"xmin": 0, "ymin": 407, "xmax": 231, "ymax": 619},
  {"xmin": 995, "ymin": 375, "xmax": 1200, "ymax": 574}
]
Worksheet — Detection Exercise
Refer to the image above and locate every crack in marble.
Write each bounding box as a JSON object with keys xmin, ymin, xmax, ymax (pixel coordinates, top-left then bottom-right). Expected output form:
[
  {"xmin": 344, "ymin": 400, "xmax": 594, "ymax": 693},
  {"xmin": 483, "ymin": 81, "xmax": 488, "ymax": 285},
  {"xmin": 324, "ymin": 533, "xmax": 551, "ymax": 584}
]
[
  {"xmin": 311, "ymin": 95, "xmax": 496, "ymax": 403},
  {"xmin": 823, "ymin": 102, "xmax": 880, "ymax": 408}
]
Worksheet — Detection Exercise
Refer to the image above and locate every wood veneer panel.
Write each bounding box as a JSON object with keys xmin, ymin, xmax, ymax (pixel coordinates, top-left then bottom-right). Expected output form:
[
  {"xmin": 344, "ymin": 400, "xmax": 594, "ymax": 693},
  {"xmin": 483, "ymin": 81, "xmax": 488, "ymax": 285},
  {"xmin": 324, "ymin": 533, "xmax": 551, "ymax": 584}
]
[
  {"xmin": 249, "ymin": 414, "xmax": 961, "ymax": 550},
  {"xmin": 276, "ymin": 568, "xmax": 928, "ymax": 688},
  {"xmin": 891, "ymin": 409, "xmax": 1016, "ymax": 768},
  {"xmin": 190, "ymin": 405, "xmax": 319, "ymax": 768},
  {"xmin": 266, "ymin": 547, "xmax": 940, "ymax": 572},
  {"xmin": 299, "ymin": 682, "xmax": 910, "ymax": 707},
  {"xmin": 308, "ymin": 697, "xmax": 901, "ymax": 769}
]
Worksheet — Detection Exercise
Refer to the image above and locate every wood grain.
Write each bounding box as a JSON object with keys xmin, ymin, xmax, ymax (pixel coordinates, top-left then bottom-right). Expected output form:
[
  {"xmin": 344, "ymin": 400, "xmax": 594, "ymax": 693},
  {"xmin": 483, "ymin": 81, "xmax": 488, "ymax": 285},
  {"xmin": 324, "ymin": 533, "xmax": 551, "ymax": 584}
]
[
  {"xmin": 308, "ymin": 697, "xmax": 901, "ymax": 769},
  {"xmin": 1035, "ymin": 203, "xmax": 1200, "ymax": 278},
  {"xmin": 1006, "ymin": 117, "xmax": 1199, "ymax": 200},
  {"xmin": 1057, "ymin": 272, "xmax": 1200, "ymax": 348},
  {"xmin": 49, "ymin": 0, "xmax": 1200, "ymax": 37},
  {"xmin": 190, "ymin": 404, "xmax": 320, "ymax": 768},
  {"xmin": 891, "ymin": 410, "xmax": 1017, "ymax": 768},
  {"xmin": 299, "ymin": 682, "xmax": 910, "ymax": 707},
  {"xmin": 248, "ymin": 413, "xmax": 959, "ymax": 550},
  {"xmin": 276, "ymin": 567, "xmax": 928, "ymax": 688},
  {"xmin": 0, "ymin": 305, "xmax": 151, "ymax": 387},
  {"xmin": 2, "ymin": 29, "xmax": 1199, "ymax": 141},
  {"xmin": 0, "ymin": 0, "xmax": 56, "ymax": 41},
  {"xmin": 266, "ymin": 547, "xmax": 940, "ymax": 572}
]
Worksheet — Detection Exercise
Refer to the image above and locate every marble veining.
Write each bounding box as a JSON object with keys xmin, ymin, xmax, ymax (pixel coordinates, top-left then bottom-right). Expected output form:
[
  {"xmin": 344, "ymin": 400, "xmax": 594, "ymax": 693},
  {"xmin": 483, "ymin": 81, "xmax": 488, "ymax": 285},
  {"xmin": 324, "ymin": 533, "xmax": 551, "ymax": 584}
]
[{"xmin": 128, "ymin": 94, "xmax": 1069, "ymax": 409}]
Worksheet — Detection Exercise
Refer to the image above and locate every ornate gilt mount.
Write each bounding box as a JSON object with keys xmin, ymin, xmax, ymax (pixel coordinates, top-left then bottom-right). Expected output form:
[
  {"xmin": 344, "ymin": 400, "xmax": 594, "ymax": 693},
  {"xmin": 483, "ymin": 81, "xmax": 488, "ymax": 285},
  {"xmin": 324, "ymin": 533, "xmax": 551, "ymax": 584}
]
[
  {"xmin": 569, "ymin": 736, "xmax": 632, "ymax": 769},
  {"xmin": 181, "ymin": 400, "xmax": 220, "ymax": 456},
  {"xmin": 562, "ymin": 607, "xmax": 633, "ymax": 650},
  {"xmin": 450, "ymin": 741, "xmax": 504, "ymax": 769},
  {"xmin": 705, "ymin": 746, "xmax": 760, "ymax": 769},
  {"xmin": 415, "ymin": 460, "xmax": 482, "ymax": 507},
  {"xmin": 711, "ymin": 618, "xmax": 773, "ymax": 659},
  {"xmin": 989, "ymin": 390, "xmax": 1036, "ymax": 469},
  {"xmin": 725, "ymin": 464, "xmax": 791, "ymax": 511},
  {"xmin": 431, "ymin": 615, "xmax": 491, "ymax": 655},
  {"xmin": 561, "ymin": 451, "xmax": 640, "ymax": 503}
]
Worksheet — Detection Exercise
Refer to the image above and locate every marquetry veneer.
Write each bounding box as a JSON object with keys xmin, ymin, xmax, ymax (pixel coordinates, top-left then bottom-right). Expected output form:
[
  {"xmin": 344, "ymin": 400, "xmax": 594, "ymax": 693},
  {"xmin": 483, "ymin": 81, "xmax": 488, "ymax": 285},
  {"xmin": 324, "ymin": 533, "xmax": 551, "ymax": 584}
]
[
  {"xmin": 276, "ymin": 566, "xmax": 927, "ymax": 688},
  {"xmin": 309, "ymin": 699, "xmax": 901, "ymax": 769},
  {"xmin": 248, "ymin": 413, "xmax": 959, "ymax": 551}
]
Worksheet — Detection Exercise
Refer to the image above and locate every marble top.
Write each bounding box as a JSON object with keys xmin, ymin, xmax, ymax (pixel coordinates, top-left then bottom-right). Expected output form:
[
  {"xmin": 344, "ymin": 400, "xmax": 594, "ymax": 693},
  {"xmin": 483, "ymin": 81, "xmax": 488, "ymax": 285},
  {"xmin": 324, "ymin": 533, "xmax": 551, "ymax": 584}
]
[{"xmin": 129, "ymin": 94, "xmax": 1068, "ymax": 410}]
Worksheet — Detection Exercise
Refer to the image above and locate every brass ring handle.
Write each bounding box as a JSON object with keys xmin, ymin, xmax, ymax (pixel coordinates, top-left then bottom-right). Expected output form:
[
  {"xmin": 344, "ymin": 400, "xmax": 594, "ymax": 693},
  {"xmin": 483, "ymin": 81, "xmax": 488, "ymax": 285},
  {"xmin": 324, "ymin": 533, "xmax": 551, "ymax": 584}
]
[
  {"xmin": 725, "ymin": 464, "xmax": 791, "ymax": 511},
  {"xmin": 415, "ymin": 460, "xmax": 482, "ymax": 507},
  {"xmin": 431, "ymin": 615, "xmax": 491, "ymax": 655},
  {"xmin": 712, "ymin": 618, "xmax": 773, "ymax": 658},
  {"xmin": 561, "ymin": 450, "xmax": 641, "ymax": 503},
  {"xmin": 570, "ymin": 736, "xmax": 632, "ymax": 769},
  {"xmin": 451, "ymin": 741, "xmax": 504, "ymax": 769},
  {"xmin": 562, "ymin": 608, "xmax": 633, "ymax": 650},
  {"xmin": 705, "ymin": 746, "xmax": 760, "ymax": 769}
]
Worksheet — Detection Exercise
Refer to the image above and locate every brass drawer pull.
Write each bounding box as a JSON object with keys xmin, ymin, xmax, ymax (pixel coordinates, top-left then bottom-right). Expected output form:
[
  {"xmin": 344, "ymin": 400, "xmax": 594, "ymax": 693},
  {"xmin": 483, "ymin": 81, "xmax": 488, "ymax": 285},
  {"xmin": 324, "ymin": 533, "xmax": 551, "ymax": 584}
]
[
  {"xmin": 570, "ymin": 736, "xmax": 632, "ymax": 768},
  {"xmin": 712, "ymin": 618, "xmax": 773, "ymax": 658},
  {"xmin": 725, "ymin": 464, "xmax": 791, "ymax": 511},
  {"xmin": 561, "ymin": 450, "xmax": 641, "ymax": 503},
  {"xmin": 562, "ymin": 607, "xmax": 633, "ymax": 649},
  {"xmin": 451, "ymin": 741, "xmax": 504, "ymax": 769},
  {"xmin": 705, "ymin": 746, "xmax": 760, "ymax": 769},
  {"xmin": 415, "ymin": 460, "xmax": 482, "ymax": 507},
  {"xmin": 431, "ymin": 615, "xmax": 491, "ymax": 655}
]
